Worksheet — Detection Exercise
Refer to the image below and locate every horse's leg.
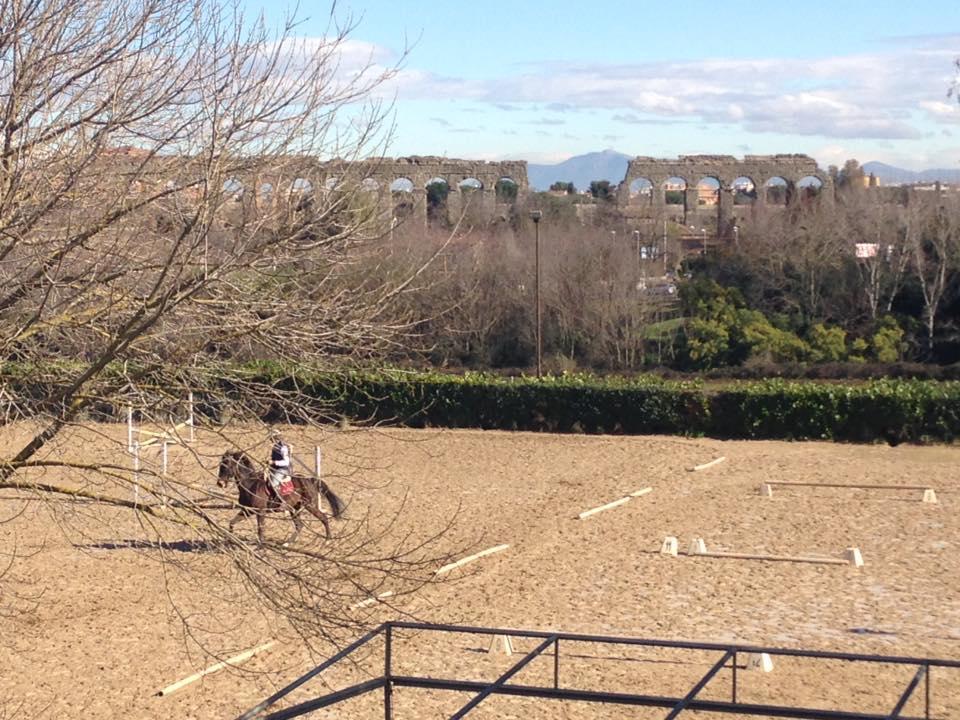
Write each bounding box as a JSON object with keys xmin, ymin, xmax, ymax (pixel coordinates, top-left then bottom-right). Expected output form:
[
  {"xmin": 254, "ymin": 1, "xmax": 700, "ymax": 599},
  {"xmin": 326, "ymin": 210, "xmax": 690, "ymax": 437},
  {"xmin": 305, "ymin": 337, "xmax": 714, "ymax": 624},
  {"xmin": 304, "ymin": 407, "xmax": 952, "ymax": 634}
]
[
  {"xmin": 284, "ymin": 507, "xmax": 303, "ymax": 546},
  {"xmin": 256, "ymin": 511, "xmax": 266, "ymax": 545},
  {"xmin": 302, "ymin": 501, "xmax": 331, "ymax": 539},
  {"xmin": 228, "ymin": 510, "xmax": 248, "ymax": 532}
]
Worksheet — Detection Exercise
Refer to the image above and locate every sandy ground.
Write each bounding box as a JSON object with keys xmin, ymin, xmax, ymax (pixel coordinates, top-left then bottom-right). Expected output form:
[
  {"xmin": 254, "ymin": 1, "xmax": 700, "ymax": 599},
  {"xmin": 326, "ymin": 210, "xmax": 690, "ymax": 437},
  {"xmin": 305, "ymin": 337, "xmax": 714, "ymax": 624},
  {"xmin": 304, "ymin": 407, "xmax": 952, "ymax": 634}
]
[{"xmin": 1, "ymin": 424, "xmax": 959, "ymax": 719}]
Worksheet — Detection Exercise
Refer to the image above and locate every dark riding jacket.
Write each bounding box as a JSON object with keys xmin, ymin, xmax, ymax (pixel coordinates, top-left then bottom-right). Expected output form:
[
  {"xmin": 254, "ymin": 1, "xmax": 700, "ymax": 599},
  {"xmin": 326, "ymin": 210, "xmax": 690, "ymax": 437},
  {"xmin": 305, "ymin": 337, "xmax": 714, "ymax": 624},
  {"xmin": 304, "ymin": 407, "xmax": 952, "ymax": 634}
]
[{"xmin": 270, "ymin": 441, "xmax": 290, "ymax": 471}]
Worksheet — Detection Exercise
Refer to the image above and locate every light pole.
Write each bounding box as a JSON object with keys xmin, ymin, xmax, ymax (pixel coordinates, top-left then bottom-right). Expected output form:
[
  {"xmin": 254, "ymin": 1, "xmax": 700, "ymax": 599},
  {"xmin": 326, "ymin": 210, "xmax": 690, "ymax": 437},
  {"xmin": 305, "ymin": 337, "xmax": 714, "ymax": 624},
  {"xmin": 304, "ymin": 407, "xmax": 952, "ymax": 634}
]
[
  {"xmin": 663, "ymin": 219, "xmax": 668, "ymax": 272},
  {"xmin": 530, "ymin": 210, "xmax": 543, "ymax": 378},
  {"xmin": 634, "ymin": 230, "xmax": 641, "ymax": 272}
]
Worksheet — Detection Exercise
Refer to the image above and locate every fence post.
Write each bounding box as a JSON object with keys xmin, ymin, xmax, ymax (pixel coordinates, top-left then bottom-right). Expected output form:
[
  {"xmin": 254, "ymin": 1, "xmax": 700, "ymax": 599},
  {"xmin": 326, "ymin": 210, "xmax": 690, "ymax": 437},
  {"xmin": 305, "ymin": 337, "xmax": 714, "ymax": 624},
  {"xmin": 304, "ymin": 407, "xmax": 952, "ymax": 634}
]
[
  {"xmin": 732, "ymin": 649, "xmax": 737, "ymax": 703},
  {"xmin": 384, "ymin": 624, "xmax": 393, "ymax": 720},
  {"xmin": 553, "ymin": 637, "xmax": 560, "ymax": 689}
]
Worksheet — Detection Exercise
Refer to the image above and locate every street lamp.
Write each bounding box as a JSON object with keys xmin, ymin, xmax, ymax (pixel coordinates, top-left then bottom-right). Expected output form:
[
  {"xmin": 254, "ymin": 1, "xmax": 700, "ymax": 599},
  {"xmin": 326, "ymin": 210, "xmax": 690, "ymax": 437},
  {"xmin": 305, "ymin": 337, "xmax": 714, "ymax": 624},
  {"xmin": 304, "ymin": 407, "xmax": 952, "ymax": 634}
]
[
  {"xmin": 530, "ymin": 210, "xmax": 543, "ymax": 378},
  {"xmin": 663, "ymin": 219, "xmax": 668, "ymax": 272}
]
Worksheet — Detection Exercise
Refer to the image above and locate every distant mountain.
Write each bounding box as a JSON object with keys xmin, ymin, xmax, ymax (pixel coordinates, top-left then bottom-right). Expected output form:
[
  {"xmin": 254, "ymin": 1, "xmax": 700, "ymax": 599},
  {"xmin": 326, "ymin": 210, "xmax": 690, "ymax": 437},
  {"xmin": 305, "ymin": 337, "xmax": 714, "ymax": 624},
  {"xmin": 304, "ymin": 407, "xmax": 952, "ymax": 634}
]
[
  {"xmin": 862, "ymin": 161, "xmax": 960, "ymax": 185},
  {"xmin": 527, "ymin": 150, "xmax": 631, "ymax": 192}
]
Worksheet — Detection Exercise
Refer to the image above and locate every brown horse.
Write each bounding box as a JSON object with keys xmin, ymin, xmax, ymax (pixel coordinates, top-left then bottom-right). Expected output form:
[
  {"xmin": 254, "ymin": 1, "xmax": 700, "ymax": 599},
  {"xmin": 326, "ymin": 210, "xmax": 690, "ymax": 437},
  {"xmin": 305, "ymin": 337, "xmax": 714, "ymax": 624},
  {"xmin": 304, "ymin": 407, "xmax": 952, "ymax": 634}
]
[{"xmin": 217, "ymin": 450, "xmax": 344, "ymax": 545}]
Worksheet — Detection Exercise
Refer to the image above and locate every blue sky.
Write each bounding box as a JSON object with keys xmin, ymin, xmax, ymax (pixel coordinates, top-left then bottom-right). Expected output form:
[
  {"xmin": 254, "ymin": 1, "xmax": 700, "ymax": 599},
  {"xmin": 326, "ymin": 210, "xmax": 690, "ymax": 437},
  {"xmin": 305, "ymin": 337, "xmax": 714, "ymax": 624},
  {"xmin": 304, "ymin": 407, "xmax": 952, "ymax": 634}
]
[{"xmin": 259, "ymin": 1, "xmax": 960, "ymax": 170}]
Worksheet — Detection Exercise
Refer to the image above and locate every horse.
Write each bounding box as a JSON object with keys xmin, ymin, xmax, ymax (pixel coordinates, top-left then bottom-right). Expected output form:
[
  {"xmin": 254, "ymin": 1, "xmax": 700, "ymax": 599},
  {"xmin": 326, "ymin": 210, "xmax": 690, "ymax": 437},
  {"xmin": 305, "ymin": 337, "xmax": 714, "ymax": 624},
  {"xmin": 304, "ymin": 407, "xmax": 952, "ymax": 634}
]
[{"xmin": 217, "ymin": 450, "xmax": 344, "ymax": 545}]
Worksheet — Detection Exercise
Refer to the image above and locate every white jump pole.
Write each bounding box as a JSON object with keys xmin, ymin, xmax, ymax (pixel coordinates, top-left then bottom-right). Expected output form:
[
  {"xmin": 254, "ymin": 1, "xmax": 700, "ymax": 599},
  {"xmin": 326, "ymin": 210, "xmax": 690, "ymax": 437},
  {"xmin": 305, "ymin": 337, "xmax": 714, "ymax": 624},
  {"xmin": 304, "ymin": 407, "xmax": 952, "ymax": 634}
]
[
  {"xmin": 127, "ymin": 406, "xmax": 134, "ymax": 452},
  {"xmin": 161, "ymin": 441, "xmax": 169, "ymax": 476},
  {"xmin": 187, "ymin": 391, "xmax": 195, "ymax": 442},
  {"xmin": 315, "ymin": 445, "xmax": 322, "ymax": 511},
  {"xmin": 132, "ymin": 441, "xmax": 141, "ymax": 505}
]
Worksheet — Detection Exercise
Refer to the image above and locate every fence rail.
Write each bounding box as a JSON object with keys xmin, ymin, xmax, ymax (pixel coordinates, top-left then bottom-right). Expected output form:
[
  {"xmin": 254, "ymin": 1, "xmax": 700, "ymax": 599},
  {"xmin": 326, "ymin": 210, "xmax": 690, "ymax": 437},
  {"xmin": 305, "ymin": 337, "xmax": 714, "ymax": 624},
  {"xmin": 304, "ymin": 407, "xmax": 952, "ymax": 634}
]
[{"xmin": 236, "ymin": 621, "xmax": 960, "ymax": 720}]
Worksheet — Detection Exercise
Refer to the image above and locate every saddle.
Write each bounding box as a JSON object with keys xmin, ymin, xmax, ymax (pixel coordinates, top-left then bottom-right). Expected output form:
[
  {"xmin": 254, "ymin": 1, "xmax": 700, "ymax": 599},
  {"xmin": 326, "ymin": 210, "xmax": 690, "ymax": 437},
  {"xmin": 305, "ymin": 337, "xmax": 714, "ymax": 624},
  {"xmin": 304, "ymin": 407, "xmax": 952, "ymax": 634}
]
[{"xmin": 268, "ymin": 475, "xmax": 296, "ymax": 499}]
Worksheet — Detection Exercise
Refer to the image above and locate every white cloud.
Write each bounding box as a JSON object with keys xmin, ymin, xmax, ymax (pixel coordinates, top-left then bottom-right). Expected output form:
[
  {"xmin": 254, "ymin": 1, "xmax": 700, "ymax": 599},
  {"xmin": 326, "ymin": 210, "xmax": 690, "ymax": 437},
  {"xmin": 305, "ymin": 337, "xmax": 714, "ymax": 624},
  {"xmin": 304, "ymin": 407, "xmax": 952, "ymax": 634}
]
[
  {"xmin": 920, "ymin": 100, "xmax": 960, "ymax": 123},
  {"xmin": 364, "ymin": 41, "xmax": 959, "ymax": 142},
  {"xmin": 812, "ymin": 144, "xmax": 852, "ymax": 168}
]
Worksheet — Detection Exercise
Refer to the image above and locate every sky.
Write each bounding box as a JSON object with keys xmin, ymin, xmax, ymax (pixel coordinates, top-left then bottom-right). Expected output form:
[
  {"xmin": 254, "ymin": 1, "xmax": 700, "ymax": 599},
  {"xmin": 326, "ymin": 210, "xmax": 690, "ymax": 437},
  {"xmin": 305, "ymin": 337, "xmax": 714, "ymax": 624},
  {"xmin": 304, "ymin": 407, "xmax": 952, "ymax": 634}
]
[{"xmin": 256, "ymin": 1, "xmax": 960, "ymax": 170}]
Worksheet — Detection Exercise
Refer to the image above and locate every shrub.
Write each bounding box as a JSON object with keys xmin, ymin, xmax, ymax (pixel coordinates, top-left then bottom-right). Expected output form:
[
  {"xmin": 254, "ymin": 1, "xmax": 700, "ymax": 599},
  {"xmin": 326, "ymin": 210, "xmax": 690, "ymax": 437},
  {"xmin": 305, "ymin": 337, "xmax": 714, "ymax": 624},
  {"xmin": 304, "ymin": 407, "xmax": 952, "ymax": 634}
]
[
  {"xmin": 739, "ymin": 311, "xmax": 811, "ymax": 363},
  {"xmin": 871, "ymin": 316, "xmax": 905, "ymax": 363},
  {"xmin": 4, "ymin": 364, "xmax": 959, "ymax": 444},
  {"xmin": 808, "ymin": 323, "xmax": 847, "ymax": 362},
  {"xmin": 685, "ymin": 319, "xmax": 730, "ymax": 369}
]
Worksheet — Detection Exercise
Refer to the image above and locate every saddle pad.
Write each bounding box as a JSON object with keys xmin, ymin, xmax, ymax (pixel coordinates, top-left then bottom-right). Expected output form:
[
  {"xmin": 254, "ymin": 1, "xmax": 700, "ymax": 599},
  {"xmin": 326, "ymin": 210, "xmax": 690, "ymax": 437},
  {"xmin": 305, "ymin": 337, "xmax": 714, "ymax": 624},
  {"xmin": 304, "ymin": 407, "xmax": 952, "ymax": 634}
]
[{"xmin": 278, "ymin": 479, "xmax": 295, "ymax": 496}]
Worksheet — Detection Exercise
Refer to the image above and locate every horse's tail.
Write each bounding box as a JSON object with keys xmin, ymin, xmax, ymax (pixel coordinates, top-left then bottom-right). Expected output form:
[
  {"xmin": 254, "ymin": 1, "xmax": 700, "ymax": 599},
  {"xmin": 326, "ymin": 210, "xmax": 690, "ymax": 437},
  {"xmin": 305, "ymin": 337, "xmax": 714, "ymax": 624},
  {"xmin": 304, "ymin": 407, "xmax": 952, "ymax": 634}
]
[{"xmin": 319, "ymin": 480, "xmax": 344, "ymax": 518}]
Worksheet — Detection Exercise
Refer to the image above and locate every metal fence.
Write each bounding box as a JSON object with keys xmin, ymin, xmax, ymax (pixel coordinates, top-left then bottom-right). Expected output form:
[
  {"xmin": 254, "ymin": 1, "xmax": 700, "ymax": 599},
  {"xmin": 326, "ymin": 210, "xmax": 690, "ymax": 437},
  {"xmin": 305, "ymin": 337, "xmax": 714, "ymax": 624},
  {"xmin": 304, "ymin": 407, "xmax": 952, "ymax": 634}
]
[{"xmin": 236, "ymin": 621, "xmax": 960, "ymax": 720}]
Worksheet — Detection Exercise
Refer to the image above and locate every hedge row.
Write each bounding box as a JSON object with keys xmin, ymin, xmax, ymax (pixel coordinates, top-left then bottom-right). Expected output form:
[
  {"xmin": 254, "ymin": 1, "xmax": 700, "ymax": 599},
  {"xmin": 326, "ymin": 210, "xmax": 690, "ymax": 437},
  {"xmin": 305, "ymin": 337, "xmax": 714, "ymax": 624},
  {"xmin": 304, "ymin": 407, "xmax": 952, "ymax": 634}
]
[
  {"xmin": 241, "ymin": 369, "xmax": 960, "ymax": 443},
  {"xmin": 2, "ymin": 363, "xmax": 959, "ymax": 443}
]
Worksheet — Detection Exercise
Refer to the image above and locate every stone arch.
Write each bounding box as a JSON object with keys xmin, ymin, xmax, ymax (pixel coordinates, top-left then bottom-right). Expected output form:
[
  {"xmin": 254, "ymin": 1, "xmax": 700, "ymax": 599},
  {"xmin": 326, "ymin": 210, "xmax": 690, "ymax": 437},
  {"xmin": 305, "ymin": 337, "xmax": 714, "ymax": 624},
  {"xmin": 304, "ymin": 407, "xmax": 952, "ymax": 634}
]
[
  {"xmin": 695, "ymin": 176, "xmax": 720, "ymax": 206},
  {"xmin": 360, "ymin": 177, "xmax": 380, "ymax": 193},
  {"xmin": 256, "ymin": 182, "xmax": 274, "ymax": 211},
  {"xmin": 290, "ymin": 177, "xmax": 313, "ymax": 195},
  {"xmin": 731, "ymin": 176, "xmax": 757, "ymax": 205},
  {"xmin": 797, "ymin": 175, "xmax": 824, "ymax": 202},
  {"xmin": 289, "ymin": 177, "xmax": 314, "ymax": 212},
  {"xmin": 663, "ymin": 176, "xmax": 687, "ymax": 205},
  {"xmin": 494, "ymin": 177, "xmax": 519, "ymax": 202},
  {"xmin": 389, "ymin": 177, "xmax": 414, "ymax": 221},
  {"xmin": 764, "ymin": 176, "xmax": 791, "ymax": 206},
  {"xmin": 222, "ymin": 177, "xmax": 244, "ymax": 201},
  {"xmin": 628, "ymin": 177, "xmax": 653, "ymax": 205},
  {"xmin": 425, "ymin": 176, "xmax": 449, "ymax": 224},
  {"xmin": 458, "ymin": 177, "xmax": 483, "ymax": 192},
  {"xmin": 390, "ymin": 177, "xmax": 414, "ymax": 193}
]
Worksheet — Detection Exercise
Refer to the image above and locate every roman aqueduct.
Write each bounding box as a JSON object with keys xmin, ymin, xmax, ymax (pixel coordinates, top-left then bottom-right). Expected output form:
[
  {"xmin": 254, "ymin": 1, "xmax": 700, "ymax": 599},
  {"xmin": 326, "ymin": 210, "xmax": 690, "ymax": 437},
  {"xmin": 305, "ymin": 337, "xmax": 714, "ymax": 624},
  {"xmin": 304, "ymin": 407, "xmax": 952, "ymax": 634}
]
[{"xmin": 162, "ymin": 152, "xmax": 831, "ymax": 226}]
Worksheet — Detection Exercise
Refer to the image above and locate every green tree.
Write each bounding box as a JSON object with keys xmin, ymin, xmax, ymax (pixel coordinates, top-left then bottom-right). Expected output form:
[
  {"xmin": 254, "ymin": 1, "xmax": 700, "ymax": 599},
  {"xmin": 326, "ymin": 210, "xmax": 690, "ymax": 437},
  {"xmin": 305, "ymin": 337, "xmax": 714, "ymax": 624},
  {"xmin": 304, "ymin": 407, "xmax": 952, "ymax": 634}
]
[
  {"xmin": 589, "ymin": 180, "xmax": 615, "ymax": 201},
  {"xmin": 550, "ymin": 181, "xmax": 576, "ymax": 194},
  {"xmin": 426, "ymin": 179, "xmax": 450, "ymax": 224},
  {"xmin": 685, "ymin": 318, "xmax": 730, "ymax": 368},
  {"xmin": 495, "ymin": 178, "xmax": 519, "ymax": 202},
  {"xmin": 836, "ymin": 159, "xmax": 865, "ymax": 191},
  {"xmin": 738, "ymin": 310, "xmax": 811, "ymax": 363}
]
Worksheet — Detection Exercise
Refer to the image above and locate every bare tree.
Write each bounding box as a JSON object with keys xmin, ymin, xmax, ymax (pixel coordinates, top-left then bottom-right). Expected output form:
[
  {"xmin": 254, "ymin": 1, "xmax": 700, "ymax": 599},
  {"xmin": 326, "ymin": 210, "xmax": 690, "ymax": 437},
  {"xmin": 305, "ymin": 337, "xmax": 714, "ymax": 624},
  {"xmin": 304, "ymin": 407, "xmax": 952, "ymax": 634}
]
[
  {"xmin": 907, "ymin": 195, "xmax": 960, "ymax": 352},
  {"xmin": 0, "ymin": 0, "xmax": 462, "ymax": 677},
  {"xmin": 841, "ymin": 193, "xmax": 910, "ymax": 321}
]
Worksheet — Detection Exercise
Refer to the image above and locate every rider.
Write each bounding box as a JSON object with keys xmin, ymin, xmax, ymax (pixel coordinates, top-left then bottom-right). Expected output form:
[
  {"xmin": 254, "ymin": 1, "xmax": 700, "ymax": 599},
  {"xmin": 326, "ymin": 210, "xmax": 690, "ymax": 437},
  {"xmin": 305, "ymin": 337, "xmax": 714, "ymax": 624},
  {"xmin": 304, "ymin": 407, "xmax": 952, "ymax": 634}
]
[{"xmin": 268, "ymin": 431, "xmax": 293, "ymax": 500}]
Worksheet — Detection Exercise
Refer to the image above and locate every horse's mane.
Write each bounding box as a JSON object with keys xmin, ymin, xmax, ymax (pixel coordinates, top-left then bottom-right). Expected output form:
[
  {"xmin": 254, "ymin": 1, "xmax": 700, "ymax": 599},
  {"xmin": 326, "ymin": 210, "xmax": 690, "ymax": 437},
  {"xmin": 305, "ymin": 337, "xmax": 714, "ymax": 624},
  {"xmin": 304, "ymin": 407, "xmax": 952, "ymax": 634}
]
[
  {"xmin": 235, "ymin": 450, "xmax": 256, "ymax": 471},
  {"xmin": 222, "ymin": 449, "xmax": 258, "ymax": 474}
]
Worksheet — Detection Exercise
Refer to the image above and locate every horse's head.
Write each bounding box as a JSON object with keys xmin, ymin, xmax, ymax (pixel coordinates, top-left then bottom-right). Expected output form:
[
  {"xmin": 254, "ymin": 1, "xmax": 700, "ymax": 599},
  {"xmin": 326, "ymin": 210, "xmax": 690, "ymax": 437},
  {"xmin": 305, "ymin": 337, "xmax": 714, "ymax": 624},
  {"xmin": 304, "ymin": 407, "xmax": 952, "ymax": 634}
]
[{"xmin": 217, "ymin": 451, "xmax": 242, "ymax": 489}]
